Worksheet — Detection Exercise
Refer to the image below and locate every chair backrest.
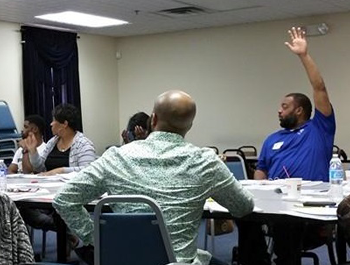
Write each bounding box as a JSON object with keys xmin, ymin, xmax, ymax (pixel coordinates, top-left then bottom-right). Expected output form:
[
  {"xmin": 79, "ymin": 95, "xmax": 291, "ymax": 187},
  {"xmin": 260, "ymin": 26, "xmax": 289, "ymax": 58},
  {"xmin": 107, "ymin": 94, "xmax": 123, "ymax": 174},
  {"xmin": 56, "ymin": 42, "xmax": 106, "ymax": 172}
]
[
  {"xmin": 0, "ymin": 100, "xmax": 21, "ymax": 139},
  {"xmin": 94, "ymin": 195, "xmax": 177, "ymax": 265},
  {"xmin": 224, "ymin": 154, "xmax": 248, "ymax": 180},
  {"xmin": 238, "ymin": 145, "xmax": 257, "ymax": 157},
  {"xmin": 206, "ymin": 146, "xmax": 219, "ymax": 154}
]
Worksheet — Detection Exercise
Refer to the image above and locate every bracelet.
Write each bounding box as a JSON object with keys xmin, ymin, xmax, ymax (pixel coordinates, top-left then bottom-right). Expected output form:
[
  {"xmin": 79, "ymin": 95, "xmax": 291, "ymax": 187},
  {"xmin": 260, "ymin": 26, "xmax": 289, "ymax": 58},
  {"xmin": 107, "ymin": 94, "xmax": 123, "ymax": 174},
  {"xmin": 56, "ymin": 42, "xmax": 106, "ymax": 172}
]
[{"xmin": 22, "ymin": 149, "xmax": 28, "ymax": 154}]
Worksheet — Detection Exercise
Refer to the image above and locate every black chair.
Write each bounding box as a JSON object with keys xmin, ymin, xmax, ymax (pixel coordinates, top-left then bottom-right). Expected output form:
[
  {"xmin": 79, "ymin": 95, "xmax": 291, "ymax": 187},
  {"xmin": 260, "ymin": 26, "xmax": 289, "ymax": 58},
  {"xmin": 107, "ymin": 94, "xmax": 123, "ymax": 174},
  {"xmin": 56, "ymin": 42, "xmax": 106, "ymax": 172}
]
[
  {"xmin": 206, "ymin": 146, "xmax": 219, "ymax": 154},
  {"xmin": 223, "ymin": 149, "xmax": 254, "ymax": 179},
  {"xmin": 300, "ymin": 224, "xmax": 337, "ymax": 265},
  {"xmin": 238, "ymin": 145, "xmax": 257, "ymax": 157}
]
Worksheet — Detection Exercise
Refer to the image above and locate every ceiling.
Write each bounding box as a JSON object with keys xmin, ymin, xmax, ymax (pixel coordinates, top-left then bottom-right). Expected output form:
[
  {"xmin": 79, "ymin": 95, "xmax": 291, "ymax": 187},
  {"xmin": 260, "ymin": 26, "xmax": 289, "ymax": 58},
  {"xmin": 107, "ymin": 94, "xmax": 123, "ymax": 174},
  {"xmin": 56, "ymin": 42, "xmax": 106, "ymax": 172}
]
[{"xmin": 1, "ymin": 0, "xmax": 350, "ymax": 37}]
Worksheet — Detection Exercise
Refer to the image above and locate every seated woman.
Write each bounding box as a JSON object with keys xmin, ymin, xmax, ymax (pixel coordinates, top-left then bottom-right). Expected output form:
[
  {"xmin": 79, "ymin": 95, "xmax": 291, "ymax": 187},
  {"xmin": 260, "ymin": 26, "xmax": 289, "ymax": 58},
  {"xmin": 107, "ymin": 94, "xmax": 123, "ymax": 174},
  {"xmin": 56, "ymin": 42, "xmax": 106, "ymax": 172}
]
[
  {"xmin": 21, "ymin": 103, "xmax": 96, "ymax": 257},
  {"xmin": 25, "ymin": 103, "xmax": 96, "ymax": 175}
]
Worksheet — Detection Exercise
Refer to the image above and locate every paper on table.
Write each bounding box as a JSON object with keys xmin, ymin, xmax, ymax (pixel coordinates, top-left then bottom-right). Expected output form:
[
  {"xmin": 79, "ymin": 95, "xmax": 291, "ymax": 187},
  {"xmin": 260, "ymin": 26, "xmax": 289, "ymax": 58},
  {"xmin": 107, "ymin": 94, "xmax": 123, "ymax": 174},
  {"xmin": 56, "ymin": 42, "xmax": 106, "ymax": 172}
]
[
  {"xmin": 293, "ymin": 207, "xmax": 337, "ymax": 216},
  {"xmin": 280, "ymin": 210, "xmax": 337, "ymax": 221},
  {"xmin": 301, "ymin": 189, "xmax": 329, "ymax": 196},
  {"xmin": 6, "ymin": 174, "xmax": 24, "ymax": 178},
  {"xmin": 240, "ymin": 179, "xmax": 285, "ymax": 186},
  {"xmin": 240, "ymin": 179, "xmax": 311, "ymax": 186},
  {"xmin": 204, "ymin": 200, "xmax": 262, "ymax": 213},
  {"xmin": 6, "ymin": 188, "xmax": 51, "ymax": 201},
  {"xmin": 16, "ymin": 174, "xmax": 61, "ymax": 181},
  {"xmin": 245, "ymin": 185, "xmax": 283, "ymax": 191},
  {"xmin": 301, "ymin": 181, "xmax": 323, "ymax": 187},
  {"xmin": 57, "ymin": 171, "xmax": 78, "ymax": 182},
  {"xmin": 282, "ymin": 195, "xmax": 335, "ymax": 203}
]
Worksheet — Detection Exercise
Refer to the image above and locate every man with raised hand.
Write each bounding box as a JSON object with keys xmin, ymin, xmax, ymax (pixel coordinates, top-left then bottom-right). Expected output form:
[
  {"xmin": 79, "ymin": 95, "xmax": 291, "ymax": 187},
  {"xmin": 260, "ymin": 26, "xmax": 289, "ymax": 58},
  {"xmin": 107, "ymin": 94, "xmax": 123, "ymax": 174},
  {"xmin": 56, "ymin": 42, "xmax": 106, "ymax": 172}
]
[
  {"xmin": 255, "ymin": 27, "xmax": 334, "ymax": 182},
  {"xmin": 238, "ymin": 27, "xmax": 335, "ymax": 265}
]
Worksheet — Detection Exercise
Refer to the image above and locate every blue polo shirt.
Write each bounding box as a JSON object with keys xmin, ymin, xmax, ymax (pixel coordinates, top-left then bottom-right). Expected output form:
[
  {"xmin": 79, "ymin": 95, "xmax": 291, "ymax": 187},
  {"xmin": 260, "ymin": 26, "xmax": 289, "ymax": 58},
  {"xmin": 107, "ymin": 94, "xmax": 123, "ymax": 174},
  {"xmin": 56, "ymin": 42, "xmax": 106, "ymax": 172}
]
[{"xmin": 257, "ymin": 108, "xmax": 335, "ymax": 182}]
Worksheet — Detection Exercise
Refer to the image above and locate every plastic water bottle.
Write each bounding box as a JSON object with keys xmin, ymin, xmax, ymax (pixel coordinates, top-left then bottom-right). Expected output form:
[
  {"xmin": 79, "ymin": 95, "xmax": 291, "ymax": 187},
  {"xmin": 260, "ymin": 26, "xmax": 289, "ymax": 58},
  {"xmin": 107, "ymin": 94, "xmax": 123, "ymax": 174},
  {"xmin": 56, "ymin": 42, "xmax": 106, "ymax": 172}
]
[
  {"xmin": 329, "ymin": 154, "xmax": 344, "ymax": 203},
  {"xmin": 0, "ymin": 160, "xmax": 7, "ymax": 192}
]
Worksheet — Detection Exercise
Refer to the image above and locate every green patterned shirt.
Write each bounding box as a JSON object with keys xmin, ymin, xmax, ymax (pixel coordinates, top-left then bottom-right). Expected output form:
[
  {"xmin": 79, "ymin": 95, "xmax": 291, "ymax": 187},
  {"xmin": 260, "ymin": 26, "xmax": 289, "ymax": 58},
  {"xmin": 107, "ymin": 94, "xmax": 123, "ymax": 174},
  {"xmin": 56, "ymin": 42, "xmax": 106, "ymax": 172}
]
[{"xmin": 53, "ymin": 131, "xmax": 254, "ymax": 264}]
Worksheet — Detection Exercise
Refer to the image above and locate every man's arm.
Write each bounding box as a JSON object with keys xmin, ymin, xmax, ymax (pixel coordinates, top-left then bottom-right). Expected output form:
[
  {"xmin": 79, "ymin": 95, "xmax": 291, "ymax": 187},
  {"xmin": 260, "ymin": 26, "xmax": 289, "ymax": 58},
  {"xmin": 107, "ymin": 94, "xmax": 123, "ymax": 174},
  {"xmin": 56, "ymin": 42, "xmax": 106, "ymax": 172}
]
[
  {"xmin": 21, "ymin": 151, "xmax": 34, "ymax": 174},
  {"xmin": 8, "ymin": 148, "xmax": 22, "ymax": 174},
  {"xmin": 211, "ymin": 176, "xmax": 254, "ymax": 218},
  {"xmin": 285, "ymin": 27, "xmax": 332, "ymax": 116},
  {"xmin": 53, "ymin": 159, "xmax": 107, "ymax": 245}
]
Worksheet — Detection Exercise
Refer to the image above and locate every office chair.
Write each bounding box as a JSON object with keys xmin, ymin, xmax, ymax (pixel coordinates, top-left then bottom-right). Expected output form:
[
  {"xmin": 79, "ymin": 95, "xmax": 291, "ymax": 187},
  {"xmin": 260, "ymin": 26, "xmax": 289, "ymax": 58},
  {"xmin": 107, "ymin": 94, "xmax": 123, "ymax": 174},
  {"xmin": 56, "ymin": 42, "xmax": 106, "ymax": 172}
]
[
  {"xmin": 0, "ymin": 100, "xmax": 21, "ymax": 140},
  {"xmin": 0, "ymin": 100, "xmax": 21, "ymax": 163},
  {"xmin": 222, "ymin": 151, "xmax": 248, "ymax": 181},
  {"xmin": 303, "ymin": 232, "xmax": 336, "ymax": 265},
  {"xmin": 94, "ymin": 195, "xmax": 177, "ymax": 265}
]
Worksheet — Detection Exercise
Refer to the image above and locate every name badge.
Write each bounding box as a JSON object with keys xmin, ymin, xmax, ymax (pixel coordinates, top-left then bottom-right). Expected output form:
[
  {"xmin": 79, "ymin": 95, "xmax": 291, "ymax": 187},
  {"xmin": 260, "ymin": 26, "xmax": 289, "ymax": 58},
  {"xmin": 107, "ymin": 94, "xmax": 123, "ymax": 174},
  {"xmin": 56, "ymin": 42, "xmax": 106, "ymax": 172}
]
[{"xmin": 272, "ymin": 141, "xmax": 284, "ymax": 150}]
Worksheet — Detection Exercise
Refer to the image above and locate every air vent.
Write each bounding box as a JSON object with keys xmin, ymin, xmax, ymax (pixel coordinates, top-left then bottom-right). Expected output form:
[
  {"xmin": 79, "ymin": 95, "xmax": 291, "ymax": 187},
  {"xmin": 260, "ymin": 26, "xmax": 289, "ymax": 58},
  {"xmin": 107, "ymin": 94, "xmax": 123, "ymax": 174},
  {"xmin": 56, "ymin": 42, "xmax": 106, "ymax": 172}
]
[{"xmin": 156, "ymin": 6, "xmax": 210, "ymax": 17}]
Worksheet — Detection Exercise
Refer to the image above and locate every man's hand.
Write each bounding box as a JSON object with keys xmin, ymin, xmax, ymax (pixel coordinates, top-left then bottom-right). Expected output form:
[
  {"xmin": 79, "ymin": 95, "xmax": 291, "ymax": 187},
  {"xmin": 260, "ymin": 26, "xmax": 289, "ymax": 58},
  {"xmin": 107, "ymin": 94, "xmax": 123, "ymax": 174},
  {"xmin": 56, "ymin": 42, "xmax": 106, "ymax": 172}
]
[
  {"xmin": 24, "ymin": 132, "xmax": 38, "ymax": 154},
  {"xmin": 284, "ymin": 27, "xmax": 307, "ymax": 56},
  {"xmin": 39, "ymin": 167, "xmax": 64, "ymax": 176}
]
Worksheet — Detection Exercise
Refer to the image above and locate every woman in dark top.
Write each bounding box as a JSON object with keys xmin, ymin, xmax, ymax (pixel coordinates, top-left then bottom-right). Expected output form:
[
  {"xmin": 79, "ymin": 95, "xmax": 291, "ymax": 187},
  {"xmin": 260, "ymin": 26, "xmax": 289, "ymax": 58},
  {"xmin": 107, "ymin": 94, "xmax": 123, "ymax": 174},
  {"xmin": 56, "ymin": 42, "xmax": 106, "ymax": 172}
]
[
  {"xmin": 21, "ymin": 104, "xmax": 96, "ymax": 256},
  {"xmin": 25, "ymin": 103, "xmax": 96, "ymax": 175}
]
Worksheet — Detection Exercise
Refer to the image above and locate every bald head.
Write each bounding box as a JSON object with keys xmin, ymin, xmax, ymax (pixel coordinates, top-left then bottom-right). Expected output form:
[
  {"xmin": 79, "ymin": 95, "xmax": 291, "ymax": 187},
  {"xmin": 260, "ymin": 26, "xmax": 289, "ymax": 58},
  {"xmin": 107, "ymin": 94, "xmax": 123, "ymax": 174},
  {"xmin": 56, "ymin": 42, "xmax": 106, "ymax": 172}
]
[{"xmin": 152, "ymin": 90, "xmax": 196, "ymax": 137}]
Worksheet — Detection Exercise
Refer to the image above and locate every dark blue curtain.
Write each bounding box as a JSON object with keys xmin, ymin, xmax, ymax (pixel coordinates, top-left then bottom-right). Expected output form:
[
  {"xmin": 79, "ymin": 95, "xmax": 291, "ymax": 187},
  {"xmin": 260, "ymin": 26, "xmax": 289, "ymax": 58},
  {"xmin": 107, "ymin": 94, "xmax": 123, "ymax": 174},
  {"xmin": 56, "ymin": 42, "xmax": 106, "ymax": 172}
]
[{"xmin": 21, "ymin": 26, "xmax": 82, "ymax": 141}]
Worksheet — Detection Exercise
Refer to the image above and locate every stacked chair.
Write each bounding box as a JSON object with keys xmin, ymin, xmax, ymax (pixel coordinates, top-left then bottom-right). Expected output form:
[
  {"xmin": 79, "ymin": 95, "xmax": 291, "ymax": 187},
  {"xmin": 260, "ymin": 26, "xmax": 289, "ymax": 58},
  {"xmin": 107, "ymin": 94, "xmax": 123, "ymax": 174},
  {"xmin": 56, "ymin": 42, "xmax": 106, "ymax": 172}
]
[{"xmin": 0, "ymin": 100, "xmax": 21, "ymax": 165}]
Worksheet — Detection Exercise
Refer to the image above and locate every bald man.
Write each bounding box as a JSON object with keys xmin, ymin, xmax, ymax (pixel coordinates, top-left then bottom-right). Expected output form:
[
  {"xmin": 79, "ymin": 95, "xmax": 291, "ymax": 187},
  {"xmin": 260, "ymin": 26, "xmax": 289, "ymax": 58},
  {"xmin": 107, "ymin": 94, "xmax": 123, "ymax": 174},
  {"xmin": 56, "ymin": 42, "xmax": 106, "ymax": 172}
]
[{"xmin": 54, "ymin": 90, "xmax": 254, "ymax": 265}]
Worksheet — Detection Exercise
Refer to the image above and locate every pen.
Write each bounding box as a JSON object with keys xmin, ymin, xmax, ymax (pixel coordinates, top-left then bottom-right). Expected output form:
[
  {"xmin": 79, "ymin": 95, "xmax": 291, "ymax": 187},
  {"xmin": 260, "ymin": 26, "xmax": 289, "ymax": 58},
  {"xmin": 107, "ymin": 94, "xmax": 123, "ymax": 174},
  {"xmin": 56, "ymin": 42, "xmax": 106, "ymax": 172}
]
[{"xmin": 283, "ymin": 166, "xmax": 290, "ymax": 178}]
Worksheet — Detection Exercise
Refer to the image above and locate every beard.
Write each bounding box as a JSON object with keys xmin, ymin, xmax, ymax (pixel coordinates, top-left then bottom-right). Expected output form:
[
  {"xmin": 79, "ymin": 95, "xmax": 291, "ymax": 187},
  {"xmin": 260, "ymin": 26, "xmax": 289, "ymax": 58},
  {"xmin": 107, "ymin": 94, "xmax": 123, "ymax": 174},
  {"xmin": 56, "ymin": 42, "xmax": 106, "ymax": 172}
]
[{"xmin": 279, "ymin": 114, "xmax": 298, "ymax": 129}]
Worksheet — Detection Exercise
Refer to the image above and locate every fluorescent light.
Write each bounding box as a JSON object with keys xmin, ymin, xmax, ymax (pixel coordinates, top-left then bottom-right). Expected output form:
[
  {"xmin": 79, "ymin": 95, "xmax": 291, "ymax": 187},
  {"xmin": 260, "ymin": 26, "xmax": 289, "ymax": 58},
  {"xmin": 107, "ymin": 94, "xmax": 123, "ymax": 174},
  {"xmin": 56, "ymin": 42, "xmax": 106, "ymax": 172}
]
[{"xmin": 35, "ymin": 11, "xmax": 128, "ymax": 28}]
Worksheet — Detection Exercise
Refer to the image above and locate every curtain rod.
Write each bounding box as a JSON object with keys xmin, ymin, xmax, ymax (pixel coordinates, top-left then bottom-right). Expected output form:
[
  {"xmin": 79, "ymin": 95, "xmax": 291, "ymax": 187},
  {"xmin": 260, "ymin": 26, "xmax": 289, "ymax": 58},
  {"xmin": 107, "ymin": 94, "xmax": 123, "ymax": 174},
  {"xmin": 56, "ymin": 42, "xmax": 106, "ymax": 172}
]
[{"xmin": 19, "ymin": 23, "xmax": 80, "ymax": 38}]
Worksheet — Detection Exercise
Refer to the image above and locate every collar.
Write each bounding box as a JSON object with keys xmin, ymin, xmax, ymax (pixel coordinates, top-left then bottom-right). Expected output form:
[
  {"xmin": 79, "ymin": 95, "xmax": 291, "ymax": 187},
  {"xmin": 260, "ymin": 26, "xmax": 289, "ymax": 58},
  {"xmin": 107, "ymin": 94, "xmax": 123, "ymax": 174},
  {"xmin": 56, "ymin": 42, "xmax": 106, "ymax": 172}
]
[{"xmin": 146, "ymin": 131, "xmax": 184, "ymax": 143}]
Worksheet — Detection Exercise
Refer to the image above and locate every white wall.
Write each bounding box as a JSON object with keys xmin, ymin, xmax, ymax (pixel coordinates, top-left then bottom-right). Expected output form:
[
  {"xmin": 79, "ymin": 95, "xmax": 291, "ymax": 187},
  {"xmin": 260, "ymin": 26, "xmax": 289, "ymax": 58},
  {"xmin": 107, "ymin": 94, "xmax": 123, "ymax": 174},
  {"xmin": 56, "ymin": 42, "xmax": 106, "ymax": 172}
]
[
  {"xmin": 2, "ymin": 12, "xmax": 350, "ymax": 156},
  {"xmin": 0, "ymin": 21, "xmax": 119, "ymax": 155},
  {"xmin": 78, "ymin": 33, "xmax": 119, "ymax": 155},
  {"xmin": 0, "ymin": 22, "xmax": 24, "ymax": 128},
  {"xmin": 116, "ymin": 12, "xmax": 350, "ymax": 154}
]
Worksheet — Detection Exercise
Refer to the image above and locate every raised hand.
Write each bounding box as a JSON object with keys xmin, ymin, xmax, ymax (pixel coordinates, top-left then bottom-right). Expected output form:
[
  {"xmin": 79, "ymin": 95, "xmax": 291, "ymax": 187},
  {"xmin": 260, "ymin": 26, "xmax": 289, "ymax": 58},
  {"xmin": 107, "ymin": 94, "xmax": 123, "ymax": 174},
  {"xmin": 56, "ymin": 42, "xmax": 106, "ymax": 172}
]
[
  {"xmin": 121, "ymin": 129, "xmax": 129, "ymax": 144},
  {"xmin": 134, "ymin": 126, "xmax": 148, "ymax": 140},
  {"xmin": 284, "ymin": 27, "xmax": 307, "ymax": 56}
]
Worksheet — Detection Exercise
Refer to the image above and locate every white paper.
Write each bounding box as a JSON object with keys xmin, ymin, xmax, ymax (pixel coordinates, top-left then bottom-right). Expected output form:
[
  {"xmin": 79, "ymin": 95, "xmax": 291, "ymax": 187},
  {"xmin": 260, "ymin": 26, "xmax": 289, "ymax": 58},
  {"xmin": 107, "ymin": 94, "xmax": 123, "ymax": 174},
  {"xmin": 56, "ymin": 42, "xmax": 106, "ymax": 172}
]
[
  {"xmin": 57, "ymin": 172, "xmax": 78, "ymax": 182},
  {"xmin": 6, "ymin": 188, "xmax": 51, "ymax": 201},
  {"xmin": 280, "ymin": 210, "xmax": 337, "ymax": 221},
  {"xmin": 293, "ymin": 207, "xmax": 337, "ymax": 216},
  {"xmin": 204, "ymin": 200, "xmax": 262, "ymax": 213}
]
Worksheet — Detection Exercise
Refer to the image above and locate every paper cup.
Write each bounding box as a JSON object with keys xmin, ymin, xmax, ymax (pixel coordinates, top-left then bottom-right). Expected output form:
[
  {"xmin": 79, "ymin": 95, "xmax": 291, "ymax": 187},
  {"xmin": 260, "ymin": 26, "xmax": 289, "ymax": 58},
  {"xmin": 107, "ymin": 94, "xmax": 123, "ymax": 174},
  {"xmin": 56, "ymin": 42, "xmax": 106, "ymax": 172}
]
[{"xmin": 285, "ymin": 178, "xmax": 302, "ymax": 199}]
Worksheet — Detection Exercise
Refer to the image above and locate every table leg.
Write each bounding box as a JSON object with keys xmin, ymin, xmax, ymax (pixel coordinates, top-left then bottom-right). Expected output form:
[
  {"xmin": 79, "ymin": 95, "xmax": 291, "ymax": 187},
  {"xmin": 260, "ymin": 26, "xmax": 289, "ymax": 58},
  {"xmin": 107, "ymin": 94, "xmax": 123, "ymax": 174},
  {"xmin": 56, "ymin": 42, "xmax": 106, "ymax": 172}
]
[
  {"xmin": 53, "ymin": 211, "xmax": 67, "ymax": 263},
  {"xmin": 336, "ymin": 224, "xmax": 347, "ymax": 264}
]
